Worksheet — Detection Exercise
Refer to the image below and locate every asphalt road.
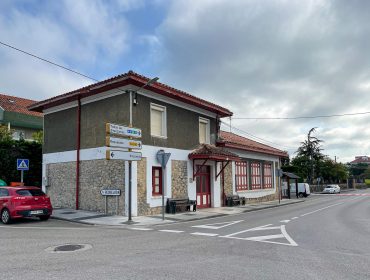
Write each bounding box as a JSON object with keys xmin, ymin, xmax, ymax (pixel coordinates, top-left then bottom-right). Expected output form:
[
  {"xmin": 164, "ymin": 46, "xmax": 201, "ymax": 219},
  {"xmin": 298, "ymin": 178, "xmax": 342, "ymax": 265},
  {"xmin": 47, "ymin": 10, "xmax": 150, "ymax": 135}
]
[{"xmin": 1, "ymin": 190, "xmax": 370, "ymax": 280}]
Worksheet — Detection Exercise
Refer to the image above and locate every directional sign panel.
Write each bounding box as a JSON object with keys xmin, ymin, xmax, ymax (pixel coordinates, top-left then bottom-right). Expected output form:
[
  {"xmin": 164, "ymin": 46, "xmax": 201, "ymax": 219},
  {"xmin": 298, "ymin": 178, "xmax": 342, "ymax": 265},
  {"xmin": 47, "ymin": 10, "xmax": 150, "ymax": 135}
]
[
  {"xmin": 106, "ymin": 123, "xmax": 142, "ymax": 138},
  {"xmin": 106, "ymin": 136, "xmax": 142, "ymax": 150},
  {"xmin": 17, "ymin": 159, "xmax": 29, "ymax": 171},
  {"xmin": 106, "ymin": 150, "xmax": 142, "ymax": 161},
  {"xmin": 101, "ymin": 189, "xmax": 121, "ymax": 196}
]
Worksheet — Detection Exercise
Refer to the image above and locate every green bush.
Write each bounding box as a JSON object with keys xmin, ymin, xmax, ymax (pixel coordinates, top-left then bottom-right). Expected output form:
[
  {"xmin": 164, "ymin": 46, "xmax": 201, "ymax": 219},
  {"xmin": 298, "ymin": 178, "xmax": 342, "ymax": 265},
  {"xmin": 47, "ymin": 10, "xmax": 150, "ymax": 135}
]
[{"xmin": 0, "ymin": 139, "xmax": 42, "ymax": 186}]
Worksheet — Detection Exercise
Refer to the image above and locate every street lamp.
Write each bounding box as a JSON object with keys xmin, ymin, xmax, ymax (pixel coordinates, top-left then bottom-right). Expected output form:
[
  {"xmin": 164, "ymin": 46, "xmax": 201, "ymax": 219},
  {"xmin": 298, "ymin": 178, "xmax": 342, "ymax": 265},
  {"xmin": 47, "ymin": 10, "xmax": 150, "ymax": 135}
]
[{"xmin": 127, "ymin": 76, "xmax": 159, "ymax": 222}]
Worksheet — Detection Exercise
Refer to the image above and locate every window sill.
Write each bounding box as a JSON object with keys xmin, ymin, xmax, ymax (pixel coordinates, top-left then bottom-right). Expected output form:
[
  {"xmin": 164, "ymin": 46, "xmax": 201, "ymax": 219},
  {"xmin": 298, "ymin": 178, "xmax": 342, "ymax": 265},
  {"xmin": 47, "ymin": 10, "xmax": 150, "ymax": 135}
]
[
  {"xmin": 152, "ymin": 195, "xmax": 163, "ymax": 198},
  {"xmin": 151, "ymin": 135, "xmax": 167, "ymax": 139}
]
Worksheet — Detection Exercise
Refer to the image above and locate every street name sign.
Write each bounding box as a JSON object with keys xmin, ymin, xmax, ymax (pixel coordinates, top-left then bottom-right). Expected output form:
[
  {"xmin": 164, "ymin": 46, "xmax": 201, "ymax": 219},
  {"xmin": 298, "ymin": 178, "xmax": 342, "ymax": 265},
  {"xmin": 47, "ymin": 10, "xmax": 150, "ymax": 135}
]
[
  {"xmin": 106, "ymin": 123, "xmax": 142, "ymax": 138},
  {"xmin": 106, "ymin": 149, "xmax": 142, "ymax": 161},
  {"xmin": 101, "ymin": 189, "xmax": 121, "ymax": 196},
  {"xmin": 17, "ymin": 159, "xmax": 29, "ymax": 171},
  {"xmin": 106, "ymin": 136, "xmax": 142, "ymax": 150}
]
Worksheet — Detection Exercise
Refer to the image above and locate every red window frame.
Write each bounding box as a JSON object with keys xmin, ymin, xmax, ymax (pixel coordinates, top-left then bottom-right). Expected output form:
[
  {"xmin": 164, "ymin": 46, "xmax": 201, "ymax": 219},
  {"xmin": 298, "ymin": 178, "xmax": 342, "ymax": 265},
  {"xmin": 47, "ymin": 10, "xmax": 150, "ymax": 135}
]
[
  {"xmin": 263, "ymin": 163, "xmax": 273, "ymax": 189},
  {"xmin": 235, "ymin": 161, "xmax": 248, "ymax": 191},
  {"xmin": 251, "ymin": 162, "xmax": 262, "ymax": 190},
  {"xmin": 152, "ymin": 166, "xmax": 162, "ymax": 196}
]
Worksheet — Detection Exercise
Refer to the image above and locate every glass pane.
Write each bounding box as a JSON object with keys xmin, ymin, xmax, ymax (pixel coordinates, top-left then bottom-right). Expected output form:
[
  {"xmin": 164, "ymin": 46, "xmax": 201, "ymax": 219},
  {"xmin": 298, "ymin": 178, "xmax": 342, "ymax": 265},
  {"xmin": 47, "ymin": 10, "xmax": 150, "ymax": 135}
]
[
  {"xmin": 151, "ymin": 109, "xmax": 163, "ymax": 136},
  {"xmin": 199, "ymin": 122, "xmax": 206, "ymax": 143},
  {"xmin": 155, "ymin": 178, "xmax": 159, "ymax": 185},
  {"xmin": 196, "ymin": 176, "xmax": 201, "ymax": 192},
  {"xmin": 155, "ymin": 186, "xmax": 159, "ymax": 193},
  {"xmin": 202, "ymin": 176, "xmax": 207, "ymax": 192},
  {"xmin": 154, "ymin": 169, "xmax": 159, "ymax": 176}
]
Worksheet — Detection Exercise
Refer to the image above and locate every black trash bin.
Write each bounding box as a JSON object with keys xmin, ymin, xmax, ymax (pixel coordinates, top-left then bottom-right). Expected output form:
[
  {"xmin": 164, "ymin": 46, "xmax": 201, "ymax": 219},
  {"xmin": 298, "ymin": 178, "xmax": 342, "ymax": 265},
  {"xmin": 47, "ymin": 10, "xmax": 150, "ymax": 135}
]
[{"xmin": 226, "ymin": 197, "xmax": 233, "ymax": 207}]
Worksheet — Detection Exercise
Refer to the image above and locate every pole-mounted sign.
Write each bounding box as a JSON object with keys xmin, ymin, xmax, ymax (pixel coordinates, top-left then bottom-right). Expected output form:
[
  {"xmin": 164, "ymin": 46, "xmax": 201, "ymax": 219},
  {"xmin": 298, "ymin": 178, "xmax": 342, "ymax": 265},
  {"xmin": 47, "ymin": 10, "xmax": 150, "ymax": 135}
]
[
  {"xmin": 106, "ymin": 150, "xmax": 142, "ymax": 161},
  {"xmin": 106, "ymin": 136, "xmax": 142, "ymax": 150},
  {"xmin": 156, "ymin": 150, "xmax": 171, "ymax": 168},
  {"xmin": 17, "ymin": 159, "xmax": 29, "ymax": 184},
  {"xmin": 106, "ymin": 123, "xmax": 142, "ymax": 138}
]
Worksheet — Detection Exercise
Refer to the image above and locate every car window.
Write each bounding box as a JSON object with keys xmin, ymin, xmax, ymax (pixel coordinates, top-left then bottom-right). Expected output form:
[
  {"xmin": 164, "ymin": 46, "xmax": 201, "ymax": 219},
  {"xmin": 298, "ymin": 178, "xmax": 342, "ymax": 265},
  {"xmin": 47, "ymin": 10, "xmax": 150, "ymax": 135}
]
[
  {"xmin": 16, "ymin": 189, "xmax": 45, "ymax": 196},
  {"xmin": 0, "ymin": 188, "xmax": 9, "ymax": 197}
]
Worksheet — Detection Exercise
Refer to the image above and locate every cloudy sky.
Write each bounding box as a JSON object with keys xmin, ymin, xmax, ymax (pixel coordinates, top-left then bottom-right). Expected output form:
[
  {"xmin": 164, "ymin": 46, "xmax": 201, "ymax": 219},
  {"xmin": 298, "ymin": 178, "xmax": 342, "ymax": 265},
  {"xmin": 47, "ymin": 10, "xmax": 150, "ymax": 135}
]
[{"xmin": 1, "ymin": 0, "xmax": 369, "ymax": 163}]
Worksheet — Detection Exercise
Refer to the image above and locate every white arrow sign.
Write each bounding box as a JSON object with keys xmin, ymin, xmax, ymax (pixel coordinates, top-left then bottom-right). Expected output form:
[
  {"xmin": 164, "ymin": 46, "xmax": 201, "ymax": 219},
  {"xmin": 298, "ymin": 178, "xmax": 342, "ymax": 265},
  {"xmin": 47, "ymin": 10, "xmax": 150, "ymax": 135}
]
[
  {"xmin": 106, "ymin": 136, "xmax": 142, "ymax": 150},
  {"xmin": 106, "ymin": 150, "xmax": 142, "ymax": 161},
  {"xmin": 106, "ymin": 123, "xmax": 142, "ymax": 138}
]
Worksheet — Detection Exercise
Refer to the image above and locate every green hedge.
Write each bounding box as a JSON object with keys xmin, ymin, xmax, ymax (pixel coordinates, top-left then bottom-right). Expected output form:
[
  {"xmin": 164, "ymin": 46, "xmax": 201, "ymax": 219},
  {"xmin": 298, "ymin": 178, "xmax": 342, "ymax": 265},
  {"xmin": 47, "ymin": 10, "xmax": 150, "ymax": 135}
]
[{"xmin": 0, "ymin": 139, "xmax": 42, "ymax": 186}]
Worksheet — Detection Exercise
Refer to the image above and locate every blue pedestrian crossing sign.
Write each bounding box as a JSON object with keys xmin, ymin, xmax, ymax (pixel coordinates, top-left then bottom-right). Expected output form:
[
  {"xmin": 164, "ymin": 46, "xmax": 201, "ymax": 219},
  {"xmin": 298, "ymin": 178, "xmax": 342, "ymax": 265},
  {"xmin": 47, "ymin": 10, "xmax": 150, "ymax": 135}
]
[{"xmin": 17, "ymin": 159, "xmax": 29, "ymax": 171}]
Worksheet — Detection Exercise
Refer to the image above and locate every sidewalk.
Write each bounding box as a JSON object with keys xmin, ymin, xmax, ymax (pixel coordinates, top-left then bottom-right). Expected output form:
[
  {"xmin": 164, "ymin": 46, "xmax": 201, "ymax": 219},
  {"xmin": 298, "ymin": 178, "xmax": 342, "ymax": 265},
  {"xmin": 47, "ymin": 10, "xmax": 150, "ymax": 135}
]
[{"xmin": 52, "ymin": 199, "xmax": 304, "ymax": 227}]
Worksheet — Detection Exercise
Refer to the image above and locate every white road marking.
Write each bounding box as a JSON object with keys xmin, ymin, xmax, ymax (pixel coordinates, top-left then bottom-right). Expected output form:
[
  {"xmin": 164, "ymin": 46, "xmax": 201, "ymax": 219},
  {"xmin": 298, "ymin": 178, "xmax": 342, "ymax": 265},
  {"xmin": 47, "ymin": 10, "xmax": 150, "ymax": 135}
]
[
  {"xmin": 191, "ymin": 232, "xmax": 219, "ymax": 237},
  {"xmin": 159, "ymin": 230, "xmax": 184, "ymax": 233},
  {"xmin": 221, "ymin": 225, "xmax": 298, "ymax": 247},
  {"xmin": 280, "ymin": 220, "xmax": 290, "ymax": 223},
  {"xmin": 300, "ymin": 202, "xmax": 344, "ymax": 217},
  {"xmin": 291, "ymin": 217, "xmax": 298, "ymax": 220},
  {"xmin": 192, "ymin": 220, "xmax": 243, "ymax": 230},
  {"xmin": 0, "ymin": 226, "xmax": 90, "ymax": 230},
  {"xmin": 129, "ymin": 227, "xmax": 153, "ymax": 231},
  {"xmin": 223, "ymin": 224, "xmax": 274, "ymax": 238}
]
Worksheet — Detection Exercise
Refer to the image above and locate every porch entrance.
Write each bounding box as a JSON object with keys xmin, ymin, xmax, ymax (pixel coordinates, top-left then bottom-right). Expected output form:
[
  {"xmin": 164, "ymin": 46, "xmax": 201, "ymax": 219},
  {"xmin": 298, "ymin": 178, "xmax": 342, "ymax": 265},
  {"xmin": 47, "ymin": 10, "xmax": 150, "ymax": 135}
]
[{"xmin": 196, "ymin": 165, "xmax": 211, "ymax": 208}]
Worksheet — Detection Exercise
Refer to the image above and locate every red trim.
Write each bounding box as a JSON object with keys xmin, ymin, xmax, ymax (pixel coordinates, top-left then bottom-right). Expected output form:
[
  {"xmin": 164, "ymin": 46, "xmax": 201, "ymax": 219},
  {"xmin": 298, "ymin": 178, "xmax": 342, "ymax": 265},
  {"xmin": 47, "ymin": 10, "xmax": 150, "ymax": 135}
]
[
  {"xmin": 152, "ymin": 167, "xmax": 162, "ymax": 196},
  {"xmin": 235, "ymin": 161, "xmax": 248, "ymax": 191},
  {"xmin": 189, "ymin": 154, "xmax": 240, "ymax": 162},
  {"xmin": 75, "ymin": 98, "xmax": 81, "ymax": 210},
  {"xmin": 263, "ymin": 163, "xmax": 273, "ymax": 189},
  {"xmin": 251, "ymin": 162, "xmax": 262, "ymax": 190},
  {"xmin": 28, "ymin": 72, "xmax": 232, "ymax": 117}
]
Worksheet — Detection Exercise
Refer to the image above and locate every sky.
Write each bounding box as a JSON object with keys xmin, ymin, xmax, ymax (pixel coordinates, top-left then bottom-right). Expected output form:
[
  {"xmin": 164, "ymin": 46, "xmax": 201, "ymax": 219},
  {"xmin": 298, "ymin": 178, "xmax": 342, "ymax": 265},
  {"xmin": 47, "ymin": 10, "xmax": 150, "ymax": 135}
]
[{"xmin": 0, "ymin": 0, "xmax": 369, "ymax": 163}]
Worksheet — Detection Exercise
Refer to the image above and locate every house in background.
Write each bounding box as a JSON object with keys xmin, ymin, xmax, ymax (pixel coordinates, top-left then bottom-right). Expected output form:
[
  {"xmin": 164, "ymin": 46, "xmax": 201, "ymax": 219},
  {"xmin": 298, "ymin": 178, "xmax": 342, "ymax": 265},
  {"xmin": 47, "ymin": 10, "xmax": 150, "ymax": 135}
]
[
  {"xmin": 28, "ymin": 71, "xmax": 289, "ymax": 216},
  {"xmin": 0, "ymin": 93, "xmax": 43, "ymax": 140},
  {"xmin": 349, "ymin": 156, "xmax": 370, "ymax": 165},
  {"xmin": 218, "ymin": 131, "xmax": 288, "ymax": 203}
]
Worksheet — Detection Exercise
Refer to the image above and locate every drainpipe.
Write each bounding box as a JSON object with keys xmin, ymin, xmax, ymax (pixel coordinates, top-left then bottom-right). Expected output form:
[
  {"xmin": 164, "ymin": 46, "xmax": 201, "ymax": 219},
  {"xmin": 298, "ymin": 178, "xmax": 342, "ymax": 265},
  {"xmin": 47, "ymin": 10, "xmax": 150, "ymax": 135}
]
[{"xmin": 76, "ymin": 98, "xmax": 81, "ymax": 210}]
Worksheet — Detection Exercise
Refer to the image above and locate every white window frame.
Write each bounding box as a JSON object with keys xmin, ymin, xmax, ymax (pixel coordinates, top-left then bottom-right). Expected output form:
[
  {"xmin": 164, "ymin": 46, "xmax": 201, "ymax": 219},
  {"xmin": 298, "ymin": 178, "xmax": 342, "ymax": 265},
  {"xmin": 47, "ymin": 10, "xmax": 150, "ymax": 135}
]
[
  {"xmin": 150, "ymin": 103, "xmax": 167, "ymax": 138},
  {"xmin": 199, "ymin": 117, "xmax": 210, "ymax": 144}
]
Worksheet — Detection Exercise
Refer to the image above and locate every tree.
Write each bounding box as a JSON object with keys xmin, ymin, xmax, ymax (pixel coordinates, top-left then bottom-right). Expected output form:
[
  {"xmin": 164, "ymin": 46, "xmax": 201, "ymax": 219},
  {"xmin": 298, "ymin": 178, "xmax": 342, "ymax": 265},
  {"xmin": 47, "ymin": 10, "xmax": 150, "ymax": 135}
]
[
  {"xmin": 296, "ymin": 127, "xmax": 324, "ymax": 183},
  {"xmin": 0, "ymin": 125, "xmax": 13, "ymax": 142},
  {"xmin": 32, "ymin": 130, "xmax": 43, "ymax": 144}
]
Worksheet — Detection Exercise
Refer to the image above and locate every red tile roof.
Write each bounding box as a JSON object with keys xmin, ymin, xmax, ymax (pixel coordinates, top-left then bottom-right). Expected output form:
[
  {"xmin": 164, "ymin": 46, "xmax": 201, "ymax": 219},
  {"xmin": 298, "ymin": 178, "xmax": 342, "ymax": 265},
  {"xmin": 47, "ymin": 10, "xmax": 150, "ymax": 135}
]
[
  {"xmin": 188, "ymin": 144, "xmax": 240, "ymax": 161},
  {"xmin": 28, "ymin": 71, "xmax": 233, "ymax": 117},
  {"xmin": 218, "ymin": 131, "xmax": 289, "ymax": 158},
  {"xmin": 0, "ymin": 93, "xmax": 43, "ymax": 117},
  {"xmin": 349, "ymin": 156, "xmax": 370, "ymax": 164}
]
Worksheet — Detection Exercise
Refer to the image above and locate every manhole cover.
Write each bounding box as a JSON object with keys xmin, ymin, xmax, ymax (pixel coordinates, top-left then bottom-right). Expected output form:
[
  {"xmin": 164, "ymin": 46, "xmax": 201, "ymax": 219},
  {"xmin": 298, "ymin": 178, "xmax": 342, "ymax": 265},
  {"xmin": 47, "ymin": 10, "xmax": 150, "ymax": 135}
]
[{"xmin": 45, "ymin": 244, "xmax": 92, "ymax": 253}]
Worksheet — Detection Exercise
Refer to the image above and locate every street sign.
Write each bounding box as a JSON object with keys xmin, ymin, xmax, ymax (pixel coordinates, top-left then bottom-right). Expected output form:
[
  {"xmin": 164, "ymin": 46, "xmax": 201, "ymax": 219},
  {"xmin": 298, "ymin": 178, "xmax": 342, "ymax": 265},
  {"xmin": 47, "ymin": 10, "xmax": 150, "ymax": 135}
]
[
  {"xmin": 17, "ymin": 159, "xmax": 29, "ymax": 171},
  {"xmin": 276, "ymin": 169, "xmax": 283, "ymax": 177},
  {"xmin": 101, "ymin": 189, "xmax": 121, "ymax": 196},
  {"xmin": 156, "ymin": 150, "xmax": 171, "ymax": 168},
  {"xmin": 106, "ymin": 136, "xmax": 142, "ymax": 150},
  {"xmin": 106, "ymin": 123, "xmax": 142, "ymax": 138},
  {"xmin": 106, "ymin": 149, "xmax": 142, "ymax": 161}
]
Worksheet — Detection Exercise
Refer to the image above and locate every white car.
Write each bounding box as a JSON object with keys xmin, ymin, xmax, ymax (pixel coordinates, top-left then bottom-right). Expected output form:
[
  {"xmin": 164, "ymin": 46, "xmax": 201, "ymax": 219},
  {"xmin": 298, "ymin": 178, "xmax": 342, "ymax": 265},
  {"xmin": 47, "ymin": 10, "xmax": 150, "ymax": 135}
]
[{"xmin": 323, "ymin": 185, "xmax": 341, "ymax": 194}]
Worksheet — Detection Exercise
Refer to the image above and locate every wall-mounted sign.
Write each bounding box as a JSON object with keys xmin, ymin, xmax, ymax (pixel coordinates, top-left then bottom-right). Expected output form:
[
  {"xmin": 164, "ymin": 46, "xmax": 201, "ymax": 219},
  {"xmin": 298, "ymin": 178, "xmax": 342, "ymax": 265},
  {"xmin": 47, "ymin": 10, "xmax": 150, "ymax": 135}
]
[
  {"xmin": 106, "ymin": 136, "xmax": 142, "ymax": 150},
  {"xmin": 101, "ymin": 189, "xmax": 121, "ymax": 196},
  {"xmin": 106, "ymin": 123, "xmax": 142, "ymax": 138},
  {"xmin": 106, "ymin": 149, "xmax": 142, "ymax": 161}
]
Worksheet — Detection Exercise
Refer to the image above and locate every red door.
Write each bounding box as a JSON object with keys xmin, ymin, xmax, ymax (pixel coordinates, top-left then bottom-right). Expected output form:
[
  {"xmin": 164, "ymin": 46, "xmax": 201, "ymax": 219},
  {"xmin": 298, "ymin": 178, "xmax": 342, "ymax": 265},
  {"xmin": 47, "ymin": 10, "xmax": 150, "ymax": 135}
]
[{"xmin": 196, "ymin": 165, "xmax": 211, "ymax": 208}]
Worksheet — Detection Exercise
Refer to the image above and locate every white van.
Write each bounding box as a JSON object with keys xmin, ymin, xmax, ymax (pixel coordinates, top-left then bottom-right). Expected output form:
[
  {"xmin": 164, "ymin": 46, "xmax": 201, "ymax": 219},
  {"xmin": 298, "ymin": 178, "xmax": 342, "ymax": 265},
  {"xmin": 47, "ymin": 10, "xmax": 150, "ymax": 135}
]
[{"xmin": 290, "ymin": 183, "xmax": 311, "ymax": 198}]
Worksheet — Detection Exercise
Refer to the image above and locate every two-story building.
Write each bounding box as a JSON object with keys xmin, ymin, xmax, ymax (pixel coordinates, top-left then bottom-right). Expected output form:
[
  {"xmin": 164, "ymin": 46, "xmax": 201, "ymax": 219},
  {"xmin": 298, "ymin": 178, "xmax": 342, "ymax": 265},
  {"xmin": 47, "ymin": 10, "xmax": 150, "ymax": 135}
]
[
  {"xmin": 29, "ymin": 71, "xmax": 288, "ymax": 216},
  {"xmin": 0, "ymin": 93, "xmax": 43, "ymax": 140}
]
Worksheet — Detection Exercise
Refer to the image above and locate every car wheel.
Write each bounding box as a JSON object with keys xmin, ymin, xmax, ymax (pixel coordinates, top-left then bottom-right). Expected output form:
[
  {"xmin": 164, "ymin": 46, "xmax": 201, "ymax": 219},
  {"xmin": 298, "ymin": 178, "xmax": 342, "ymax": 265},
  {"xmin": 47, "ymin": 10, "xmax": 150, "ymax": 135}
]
[
  {"xmin": 299, "ymin": 193, "xmax": 304, "ymax": 198},
  {"xmin": 1, "ymin": 208, "xmax": 11, "ymax": 224},
  {"xmin": 39, "ymin": 215, "xmax": 50, "ymax": 221}
]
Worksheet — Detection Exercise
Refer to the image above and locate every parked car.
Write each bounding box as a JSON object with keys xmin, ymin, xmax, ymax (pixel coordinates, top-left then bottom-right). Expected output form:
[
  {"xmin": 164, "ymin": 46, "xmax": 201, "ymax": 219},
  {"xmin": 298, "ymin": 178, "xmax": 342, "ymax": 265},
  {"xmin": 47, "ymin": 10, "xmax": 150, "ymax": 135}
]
[
  {"xmin": 0, "ymin": 186, "xmax": 53, "ymax": 224},
  {"xmin": 322, "ymin": 184, "xmax": 341, "ymax": 194},
  {"xmin": 290, "ymin": 183, "xmax": 311, "ymax": 197}
]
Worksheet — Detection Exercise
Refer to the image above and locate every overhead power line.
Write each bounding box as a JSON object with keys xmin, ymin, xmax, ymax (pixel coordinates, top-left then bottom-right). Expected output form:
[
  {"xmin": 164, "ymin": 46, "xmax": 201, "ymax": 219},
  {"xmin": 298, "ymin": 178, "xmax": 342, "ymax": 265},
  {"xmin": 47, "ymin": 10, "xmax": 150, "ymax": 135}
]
[
  {"xmin": 232, "ymin": 111, "xmax": 370, "ymax": 120},
  {"xmin": 220, "ymin": 120, "xmax": 296, "ymax": 151},
  {"xmin": 0, "ymin": 41, "xmax": 98, "ymax": 82}
]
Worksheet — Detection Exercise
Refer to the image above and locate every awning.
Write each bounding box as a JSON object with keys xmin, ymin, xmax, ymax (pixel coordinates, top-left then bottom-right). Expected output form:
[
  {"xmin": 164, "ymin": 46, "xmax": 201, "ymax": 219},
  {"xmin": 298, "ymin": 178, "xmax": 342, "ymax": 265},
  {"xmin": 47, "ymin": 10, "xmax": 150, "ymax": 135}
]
[
  {"xmin": 282, "ymin": 172, "xmax": 300, "ymax": 179},
  {"xmin": 188, "ymin": 144, "xmax": 240, "ymax": 179}
]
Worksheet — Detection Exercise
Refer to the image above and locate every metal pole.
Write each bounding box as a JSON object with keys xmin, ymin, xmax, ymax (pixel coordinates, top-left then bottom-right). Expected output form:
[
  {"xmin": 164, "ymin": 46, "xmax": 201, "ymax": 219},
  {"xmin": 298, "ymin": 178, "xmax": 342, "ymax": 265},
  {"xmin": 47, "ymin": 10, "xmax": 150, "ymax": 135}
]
[
  {"xmin": 162, "ymin": 166, "xmax": 165, "ymax": 220},
  {"xmin": 21, "ymin": 170, "xmax": 24, "ymax": 183},
  {"xmin": 128, "ymin": 160, "xmax": 132, "ymax": 222}
]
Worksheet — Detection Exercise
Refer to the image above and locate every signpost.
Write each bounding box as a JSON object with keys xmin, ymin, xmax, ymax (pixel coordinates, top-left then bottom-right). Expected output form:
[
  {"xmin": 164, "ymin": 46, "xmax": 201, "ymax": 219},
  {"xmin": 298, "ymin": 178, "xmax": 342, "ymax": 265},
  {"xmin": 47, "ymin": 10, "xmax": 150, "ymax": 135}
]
[
  {"xmin": 17, "ymin": 159, "xmax": 29, "ymax": 184},
  {"xmin": 156, "ymin": 150, "xmax": 171, "ymax": 220},
  {"xmin": 101, "ymin": 189, "xmax": 121, "ymax": 215},
  {"xmin": 105, "ymin": 122, "xmax": 142, "ymax": 222}
]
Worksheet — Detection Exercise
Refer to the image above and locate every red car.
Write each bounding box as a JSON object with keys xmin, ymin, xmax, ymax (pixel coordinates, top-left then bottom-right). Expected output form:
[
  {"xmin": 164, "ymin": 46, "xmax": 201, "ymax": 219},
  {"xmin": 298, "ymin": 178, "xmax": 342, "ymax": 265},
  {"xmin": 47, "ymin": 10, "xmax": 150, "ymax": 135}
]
[{"xmin": 0, "ymin": 186, "xmax": 53, "ymax": 224}]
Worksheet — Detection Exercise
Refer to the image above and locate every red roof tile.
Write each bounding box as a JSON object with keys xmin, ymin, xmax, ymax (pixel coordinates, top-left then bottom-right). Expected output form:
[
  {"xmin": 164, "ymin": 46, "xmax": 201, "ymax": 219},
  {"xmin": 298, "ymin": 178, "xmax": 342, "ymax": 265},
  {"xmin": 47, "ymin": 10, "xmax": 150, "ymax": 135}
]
[
  {"xmin": 218, "ymin": 131, "xmax": 288, "ymax": 158},
  {"xmin": 0, "ymin": 93, "xmax": 43, "ymax": 117},
  {"xmin": 28, "ymin": 71, "xmax": 233, "ymax": 117},
  {"xmin": 349, "ymin": 156, "xmax": 370, "ymax": 164},
  {"xmin": 189, "ymin": 144, "xmax": 240, "ymax": 161}
]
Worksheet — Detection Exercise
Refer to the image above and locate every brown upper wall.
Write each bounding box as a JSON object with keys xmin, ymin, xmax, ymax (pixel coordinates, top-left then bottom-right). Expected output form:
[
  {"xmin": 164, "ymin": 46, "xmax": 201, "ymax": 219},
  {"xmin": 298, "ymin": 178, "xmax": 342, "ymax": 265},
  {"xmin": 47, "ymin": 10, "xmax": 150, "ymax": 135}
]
[{"xmin": 43, "ymin": 92, "xmax": 217, "ymax": 153}]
